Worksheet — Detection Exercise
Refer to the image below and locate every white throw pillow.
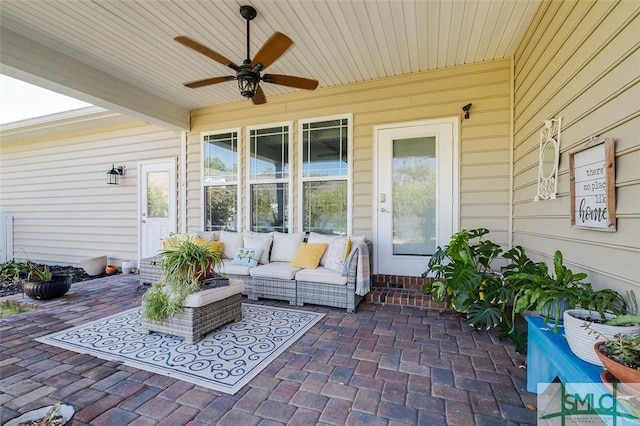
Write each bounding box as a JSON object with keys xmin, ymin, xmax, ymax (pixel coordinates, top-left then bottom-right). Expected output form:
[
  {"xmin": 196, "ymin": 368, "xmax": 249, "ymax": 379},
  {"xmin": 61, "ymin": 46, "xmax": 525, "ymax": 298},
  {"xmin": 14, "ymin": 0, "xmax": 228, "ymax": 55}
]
[
  {"xmin": 324, "ymin": 237, "xmax": 351, "ymax": 273},
  {"xmin": 307, "ymin": 232, "xmax": 339, "ymax": 266},
  {"xmin": 243, "ymin": 231, "xmax": 274, "ymax": 264},
  {"xmin": 270, "ymin": 232, "xmax": 306, "ymax": 263},
  {"xmin": 219, "ymin": 230, "xmax": 244, "ymax": 260}
]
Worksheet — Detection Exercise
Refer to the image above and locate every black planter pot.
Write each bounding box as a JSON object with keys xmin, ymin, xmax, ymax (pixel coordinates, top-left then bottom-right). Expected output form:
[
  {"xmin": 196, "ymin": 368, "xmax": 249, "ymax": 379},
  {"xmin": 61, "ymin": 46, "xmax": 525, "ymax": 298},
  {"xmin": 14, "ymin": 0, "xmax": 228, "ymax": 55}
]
[{"xmin": 23, "ymin": 274, "xmax": 72, "ymax": 300}]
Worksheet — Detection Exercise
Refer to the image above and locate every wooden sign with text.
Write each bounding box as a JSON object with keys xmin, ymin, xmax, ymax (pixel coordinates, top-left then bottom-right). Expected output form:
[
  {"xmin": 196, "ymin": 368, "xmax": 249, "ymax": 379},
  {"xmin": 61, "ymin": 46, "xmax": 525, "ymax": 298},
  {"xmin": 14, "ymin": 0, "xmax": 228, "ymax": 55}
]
[{"xmin": 569, "ymin": 138, "xmax": 616, "ymax": 231}]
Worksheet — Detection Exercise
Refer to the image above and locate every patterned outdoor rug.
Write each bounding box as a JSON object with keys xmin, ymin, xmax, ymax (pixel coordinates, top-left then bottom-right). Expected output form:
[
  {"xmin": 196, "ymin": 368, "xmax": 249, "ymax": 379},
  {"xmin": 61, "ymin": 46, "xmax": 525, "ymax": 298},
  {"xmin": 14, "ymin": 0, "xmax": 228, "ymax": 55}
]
[{"xmin": 37, "ymin": 304, "xmax": 324, "ymax": 395}]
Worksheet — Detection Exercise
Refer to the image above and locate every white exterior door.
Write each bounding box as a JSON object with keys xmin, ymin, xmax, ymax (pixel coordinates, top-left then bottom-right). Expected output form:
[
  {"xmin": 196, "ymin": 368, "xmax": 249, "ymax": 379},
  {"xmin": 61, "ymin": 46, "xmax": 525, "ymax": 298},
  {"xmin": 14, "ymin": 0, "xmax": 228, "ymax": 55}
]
[
  {"xmin": 374, "ymin": 118, "xmax": 458, "ymax": 276},
  {"xmin": 139, "ymin": 159, "xmax": 176, "ymax": 260}
]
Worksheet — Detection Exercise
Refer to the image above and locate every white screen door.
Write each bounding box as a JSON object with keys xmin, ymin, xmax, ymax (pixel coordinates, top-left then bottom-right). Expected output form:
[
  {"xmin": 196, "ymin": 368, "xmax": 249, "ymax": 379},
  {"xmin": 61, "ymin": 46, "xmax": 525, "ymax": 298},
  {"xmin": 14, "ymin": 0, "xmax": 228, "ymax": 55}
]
[
  {"xmin": 139, "ymin": 159, "xmax": 176, "ymax": 260},
  {"xmin": 374, "ymin": 119, "xmax": 458, "ymax": 276}
]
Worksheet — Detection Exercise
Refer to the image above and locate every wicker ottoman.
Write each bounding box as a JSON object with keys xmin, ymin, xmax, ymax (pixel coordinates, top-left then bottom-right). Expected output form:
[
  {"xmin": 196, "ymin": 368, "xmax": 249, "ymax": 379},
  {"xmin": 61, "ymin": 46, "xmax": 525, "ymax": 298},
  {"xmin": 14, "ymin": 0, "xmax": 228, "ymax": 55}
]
[
  {"xmin": 139, "ymin": 255, "xmax": 163, "ymax": 285},
  {"xmin": 141, "ymin": 279, "xmax": 245, "ymax": 344}
]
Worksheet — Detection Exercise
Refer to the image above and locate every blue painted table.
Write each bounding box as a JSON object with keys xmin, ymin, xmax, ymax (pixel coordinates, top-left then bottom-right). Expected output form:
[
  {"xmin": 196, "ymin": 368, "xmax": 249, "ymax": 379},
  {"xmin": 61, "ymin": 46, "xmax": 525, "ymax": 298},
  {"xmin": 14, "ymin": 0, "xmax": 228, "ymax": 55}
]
[{"xmin": 526, "ymin": 315, "xmax": 603, "ymax": 393}]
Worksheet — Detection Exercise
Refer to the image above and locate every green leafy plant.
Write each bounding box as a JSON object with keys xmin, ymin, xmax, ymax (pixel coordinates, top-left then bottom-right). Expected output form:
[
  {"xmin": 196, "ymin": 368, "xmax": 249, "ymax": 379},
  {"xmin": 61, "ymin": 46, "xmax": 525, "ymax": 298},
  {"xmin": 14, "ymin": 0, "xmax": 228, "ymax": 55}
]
[
  {"xmin": 27, "ymin": 262, "xmax": 53, "ymax": 282},
  {"xmin": 422, "ymin": 228, "xmax": 510, "ymax": 331},
  {"xmin": 142, "ymin": 236, "xmax": 223, "ymax": 322},
  {"xmin": 506, "ymin": 250, "xmax": 627, "ymax": 328},
  {"xmin": 0, "ymin": 260, "xmax": 29, "ymax": 281},
  {"xmin": 603, "ymin": 291, "xmax": 640, "ymax": 326}
]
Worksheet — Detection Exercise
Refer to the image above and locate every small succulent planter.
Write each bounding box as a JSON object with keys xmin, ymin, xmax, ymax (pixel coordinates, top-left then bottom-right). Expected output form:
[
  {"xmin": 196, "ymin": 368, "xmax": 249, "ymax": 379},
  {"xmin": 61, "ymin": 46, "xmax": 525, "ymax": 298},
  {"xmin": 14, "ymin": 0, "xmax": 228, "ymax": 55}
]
[{"xmin": 5, "ymin": 403, "xmax": 76, "ymax": 426}]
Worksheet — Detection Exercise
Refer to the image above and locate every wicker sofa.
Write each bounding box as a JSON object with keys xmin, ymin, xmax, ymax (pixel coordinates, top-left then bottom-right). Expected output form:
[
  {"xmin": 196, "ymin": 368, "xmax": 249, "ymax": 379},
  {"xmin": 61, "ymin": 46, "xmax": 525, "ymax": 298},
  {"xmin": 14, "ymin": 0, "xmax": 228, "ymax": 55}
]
[{"xmin": 140, "ymin": 230, "xmax": 370, "ymax": 313}]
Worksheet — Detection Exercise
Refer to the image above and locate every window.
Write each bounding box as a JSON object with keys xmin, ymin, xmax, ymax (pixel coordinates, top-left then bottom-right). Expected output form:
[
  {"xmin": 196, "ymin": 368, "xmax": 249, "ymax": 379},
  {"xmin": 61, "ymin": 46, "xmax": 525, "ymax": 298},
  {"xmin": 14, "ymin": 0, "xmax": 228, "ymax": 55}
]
[
  {"xmin": 247, "ymin": 124, "xmax": 291, "ymax": 232},
  {"xmin": 203, "ymin": 131, "xmax": 239, "ymax": 231},
  {"xmin": 300, "ymin": 116, "xmax": 351, "ymax": 234}
]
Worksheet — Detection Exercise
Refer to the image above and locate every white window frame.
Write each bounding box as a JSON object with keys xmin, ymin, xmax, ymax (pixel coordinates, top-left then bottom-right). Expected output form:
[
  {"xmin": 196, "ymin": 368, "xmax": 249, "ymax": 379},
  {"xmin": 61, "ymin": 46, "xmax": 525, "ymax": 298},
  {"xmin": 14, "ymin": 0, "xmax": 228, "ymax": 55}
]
[
  {"xmin": 245, "ymin": 121, "xmax": 294, "ymax": 233},
  {"xmin": 297, "ymin": 113, "xmax": 353, "ymax": 235},
  {"xmin": 201, "ymin": 128, "xmax": 242, "ymax": 232}
]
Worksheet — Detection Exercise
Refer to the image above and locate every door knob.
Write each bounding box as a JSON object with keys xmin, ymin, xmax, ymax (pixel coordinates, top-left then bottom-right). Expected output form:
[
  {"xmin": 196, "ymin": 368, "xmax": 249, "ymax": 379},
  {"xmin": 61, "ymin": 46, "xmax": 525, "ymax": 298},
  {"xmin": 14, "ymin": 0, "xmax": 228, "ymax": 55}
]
[{"xmin": 380, "ymin": 207, "xmax": 390, "ymax": 213}]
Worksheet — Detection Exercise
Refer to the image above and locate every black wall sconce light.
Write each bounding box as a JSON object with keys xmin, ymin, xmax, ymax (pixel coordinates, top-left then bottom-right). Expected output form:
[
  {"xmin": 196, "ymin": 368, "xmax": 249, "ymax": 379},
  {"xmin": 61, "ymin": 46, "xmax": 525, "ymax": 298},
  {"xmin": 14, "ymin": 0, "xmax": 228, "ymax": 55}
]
[
  {"xmin": 107, "ymin": 164, "xmax": 125, "ymax": 185},
  {"xmin": 462, "ymin": 103, "xmax": 472, "ymax": 120}
]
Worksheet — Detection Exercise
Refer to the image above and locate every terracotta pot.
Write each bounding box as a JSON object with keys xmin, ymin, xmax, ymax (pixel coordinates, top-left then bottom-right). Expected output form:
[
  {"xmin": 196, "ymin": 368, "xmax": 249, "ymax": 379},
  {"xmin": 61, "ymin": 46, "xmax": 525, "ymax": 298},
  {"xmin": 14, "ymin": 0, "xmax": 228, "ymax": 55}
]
[
  {"xmin": 23, "ymin": 274, "xmax": 72, "ymax": 300},
  {"xmin": 600, "ymin": 370, "xmax": 640, "ymax": 419},
  {"xmin": 595, "ymin": 341, "xmax": 640, "ymax": 384},
  {"xmin": 192, "ymin": 260, "xmax": 212, "ymax": 281}
]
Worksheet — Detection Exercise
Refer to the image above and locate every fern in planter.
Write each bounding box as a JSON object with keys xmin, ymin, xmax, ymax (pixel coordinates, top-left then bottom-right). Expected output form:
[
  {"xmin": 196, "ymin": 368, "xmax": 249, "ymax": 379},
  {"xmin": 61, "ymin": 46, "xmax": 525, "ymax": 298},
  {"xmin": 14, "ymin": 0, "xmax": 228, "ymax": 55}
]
[{"xmin": 142, "ymin": 236, "xmax": 223, "ymax": 322}]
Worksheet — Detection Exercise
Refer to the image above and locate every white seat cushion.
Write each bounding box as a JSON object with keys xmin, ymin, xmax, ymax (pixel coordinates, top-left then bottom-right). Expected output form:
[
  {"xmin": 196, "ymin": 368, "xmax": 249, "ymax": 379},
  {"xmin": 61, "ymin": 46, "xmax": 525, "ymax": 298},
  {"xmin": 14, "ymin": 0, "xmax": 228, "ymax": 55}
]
[
  {"xmin": 183, "ymin": 279, "xmax": 245, "ymax": 308},
  {"xmin": 249, "ymin": 262, "xmax": 300, "ymax": 280},
  {"xmin": 218, "ymin": 259, "xmax": 251, "ymax": 276},
  {"xmin": 295, "ymin": 267, "xmax": 348, "ymax": 285}
]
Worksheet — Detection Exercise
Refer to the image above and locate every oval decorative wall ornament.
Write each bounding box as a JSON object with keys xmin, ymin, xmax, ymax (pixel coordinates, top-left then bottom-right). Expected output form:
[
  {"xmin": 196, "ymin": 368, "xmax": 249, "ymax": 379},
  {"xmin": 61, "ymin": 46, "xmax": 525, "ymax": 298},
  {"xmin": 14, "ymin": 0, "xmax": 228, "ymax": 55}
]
[{"xmin": 534, "ymin": 117, "xmax": 561, "ymax": 201}]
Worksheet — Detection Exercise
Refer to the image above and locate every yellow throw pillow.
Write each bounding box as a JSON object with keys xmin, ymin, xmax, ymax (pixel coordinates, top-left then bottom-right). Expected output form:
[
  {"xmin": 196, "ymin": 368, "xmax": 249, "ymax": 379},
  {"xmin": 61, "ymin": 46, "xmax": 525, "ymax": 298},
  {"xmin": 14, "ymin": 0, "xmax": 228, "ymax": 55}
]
[
  {"xmin": 193, "ymin": 236, "xmax": 224, "ymax": 254},
  {"xmin": 289, "ymin": 243, "xmax": 328, "ymax": 269},
  {"xmin": 162, "ymin": 234, "xmax": 187, "ymax": 250}
]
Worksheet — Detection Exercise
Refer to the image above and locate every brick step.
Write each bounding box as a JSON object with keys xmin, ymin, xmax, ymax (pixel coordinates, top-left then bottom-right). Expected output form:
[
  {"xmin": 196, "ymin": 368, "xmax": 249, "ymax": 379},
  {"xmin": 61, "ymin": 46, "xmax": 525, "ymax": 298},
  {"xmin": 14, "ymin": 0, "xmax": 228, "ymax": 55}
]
[{"xmin": 366, "ymin": 287, "xmax": 446, "ymax": 310}]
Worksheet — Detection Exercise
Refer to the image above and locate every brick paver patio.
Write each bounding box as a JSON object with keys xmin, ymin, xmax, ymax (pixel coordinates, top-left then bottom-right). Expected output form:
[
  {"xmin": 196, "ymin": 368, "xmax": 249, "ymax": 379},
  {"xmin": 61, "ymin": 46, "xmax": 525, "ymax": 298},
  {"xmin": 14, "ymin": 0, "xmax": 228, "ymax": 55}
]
[{"xmin": 0, "ymin": 275, "xmax": 537, "ymax": 425}]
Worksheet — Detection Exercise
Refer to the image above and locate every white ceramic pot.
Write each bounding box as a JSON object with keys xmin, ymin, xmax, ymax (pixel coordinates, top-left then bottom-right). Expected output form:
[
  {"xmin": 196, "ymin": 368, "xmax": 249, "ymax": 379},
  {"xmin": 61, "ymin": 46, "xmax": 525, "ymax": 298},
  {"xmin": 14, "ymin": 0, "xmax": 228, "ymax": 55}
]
[
  {"xmin": 563, "ymin": 309, "xmax": 640, "ymax": 365},
  {"xmin": 80, "ymin": 255, "xmax": 107, "ymax": 276},
  {"xmin": 121, "ymin": 261, "xmax": 133, "ymax": 274},
  {"xmin": 5, "ymin": 403, "xmax": 76, "ymax": 426}
]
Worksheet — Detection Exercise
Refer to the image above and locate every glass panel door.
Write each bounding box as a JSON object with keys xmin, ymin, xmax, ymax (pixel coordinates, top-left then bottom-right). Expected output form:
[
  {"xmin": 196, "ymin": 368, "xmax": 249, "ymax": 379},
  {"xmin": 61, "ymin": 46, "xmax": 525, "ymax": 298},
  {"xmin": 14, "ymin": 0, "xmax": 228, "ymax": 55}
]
[
  {"xmin": 375, "ymin": 119, "xmax": 457, "ymax": 276},
  {"xmin": 392, "ymin": 137, "xmax": 436, "ymax": 256}
]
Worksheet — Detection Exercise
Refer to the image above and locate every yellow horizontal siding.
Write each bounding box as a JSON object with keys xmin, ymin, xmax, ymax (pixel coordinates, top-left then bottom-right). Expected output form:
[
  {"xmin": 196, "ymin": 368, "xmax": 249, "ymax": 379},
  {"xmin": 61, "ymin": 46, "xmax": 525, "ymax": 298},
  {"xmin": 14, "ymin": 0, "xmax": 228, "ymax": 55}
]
[
  {"xmin": 0, "ymin": 120, "xmax": 180, "ymax": 266},
  {"xmin": 513, "ymin": 0, "xmax": 640, "ymax": 296}
]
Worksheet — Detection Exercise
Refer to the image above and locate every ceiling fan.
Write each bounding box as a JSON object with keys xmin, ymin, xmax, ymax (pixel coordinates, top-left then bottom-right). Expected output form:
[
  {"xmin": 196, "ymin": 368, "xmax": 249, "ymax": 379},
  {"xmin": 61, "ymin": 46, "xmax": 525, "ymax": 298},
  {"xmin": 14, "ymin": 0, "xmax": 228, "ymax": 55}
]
[{"xmin": 175, "ymin": 5, "xmax": 319, "ymax": 105}]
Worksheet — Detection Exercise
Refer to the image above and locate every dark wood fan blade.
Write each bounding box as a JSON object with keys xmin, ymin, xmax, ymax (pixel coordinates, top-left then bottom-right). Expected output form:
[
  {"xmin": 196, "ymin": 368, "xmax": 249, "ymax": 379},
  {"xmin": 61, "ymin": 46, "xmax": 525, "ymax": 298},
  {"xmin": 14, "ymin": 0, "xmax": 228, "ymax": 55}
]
[
  {"xmin": 262, "ymin": 74, "xmax": 319, "ymax": 90},
  {"xmin": 184, "ymin": 76, "xmax": 236, "ymax": 88},
  {"xmin": 250, "ymin": 32, "xmax": 293, "ymax": 71},
  {"xmin": 252, "ymin": 85, "xmax": 267, "ymax": 105},
  {"xmin": 175, "ymin": 36, "xmax": 239, "ymax": 71}
]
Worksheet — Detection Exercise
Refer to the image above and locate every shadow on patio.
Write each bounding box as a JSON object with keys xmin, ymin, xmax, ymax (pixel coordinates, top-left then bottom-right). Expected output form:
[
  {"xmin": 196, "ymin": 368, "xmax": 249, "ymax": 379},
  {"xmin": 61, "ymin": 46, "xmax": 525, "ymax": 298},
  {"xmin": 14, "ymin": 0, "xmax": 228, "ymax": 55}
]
[{"xmin": 0, "ymin": 275, "xmax": 536, "ymax": 425}]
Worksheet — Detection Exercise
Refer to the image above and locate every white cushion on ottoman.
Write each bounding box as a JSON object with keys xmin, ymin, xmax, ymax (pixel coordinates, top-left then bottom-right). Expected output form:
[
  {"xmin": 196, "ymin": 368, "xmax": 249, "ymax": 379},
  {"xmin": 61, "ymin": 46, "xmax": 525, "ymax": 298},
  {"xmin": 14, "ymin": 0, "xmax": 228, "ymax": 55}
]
[{"xmin": 183, "ymin": 279, "xmax": 245, "ymax": 308}]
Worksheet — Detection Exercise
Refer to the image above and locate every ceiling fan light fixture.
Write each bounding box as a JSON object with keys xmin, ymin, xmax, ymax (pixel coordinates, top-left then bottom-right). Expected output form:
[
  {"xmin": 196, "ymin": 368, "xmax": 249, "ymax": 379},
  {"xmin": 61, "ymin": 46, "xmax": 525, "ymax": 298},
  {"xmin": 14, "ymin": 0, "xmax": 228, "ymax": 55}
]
[
  {"xmin": 237, "ymin": 67, "xmax": 260, "ymax": 98},
  {"xmin": 175, "ymin": 5, "xmax": 318, "ymax": 104}
]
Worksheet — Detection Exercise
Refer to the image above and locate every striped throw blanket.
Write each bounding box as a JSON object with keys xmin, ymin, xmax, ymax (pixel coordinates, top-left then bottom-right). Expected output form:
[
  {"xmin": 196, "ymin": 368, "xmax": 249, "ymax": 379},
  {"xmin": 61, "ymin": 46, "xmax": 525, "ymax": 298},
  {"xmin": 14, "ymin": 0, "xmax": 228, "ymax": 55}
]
[{"xmin": 342, "ymin": 241, "xmax": 371, "ymax": 296}]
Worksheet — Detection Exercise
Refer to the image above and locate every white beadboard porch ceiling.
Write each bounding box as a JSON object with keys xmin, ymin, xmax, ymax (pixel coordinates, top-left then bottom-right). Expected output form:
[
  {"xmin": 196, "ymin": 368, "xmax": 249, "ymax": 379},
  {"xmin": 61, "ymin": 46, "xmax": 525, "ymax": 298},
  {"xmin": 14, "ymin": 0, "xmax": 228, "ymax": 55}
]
[{"xmin": 0, "ymin": 0, "xmax": 540, "ymax": 126}]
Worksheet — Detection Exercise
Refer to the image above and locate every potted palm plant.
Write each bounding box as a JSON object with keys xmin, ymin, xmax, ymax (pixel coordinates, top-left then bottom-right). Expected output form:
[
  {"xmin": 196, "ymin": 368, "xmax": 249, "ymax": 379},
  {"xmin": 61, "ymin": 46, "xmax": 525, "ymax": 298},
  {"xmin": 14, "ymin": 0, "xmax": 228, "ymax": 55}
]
[
  {"xmin": 23, "ymin": 262, "xmax": 72, "ymax": 301},
  {"xmin": 141, "ymin": 236, "xmax": 223, "ymax": 322}
]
